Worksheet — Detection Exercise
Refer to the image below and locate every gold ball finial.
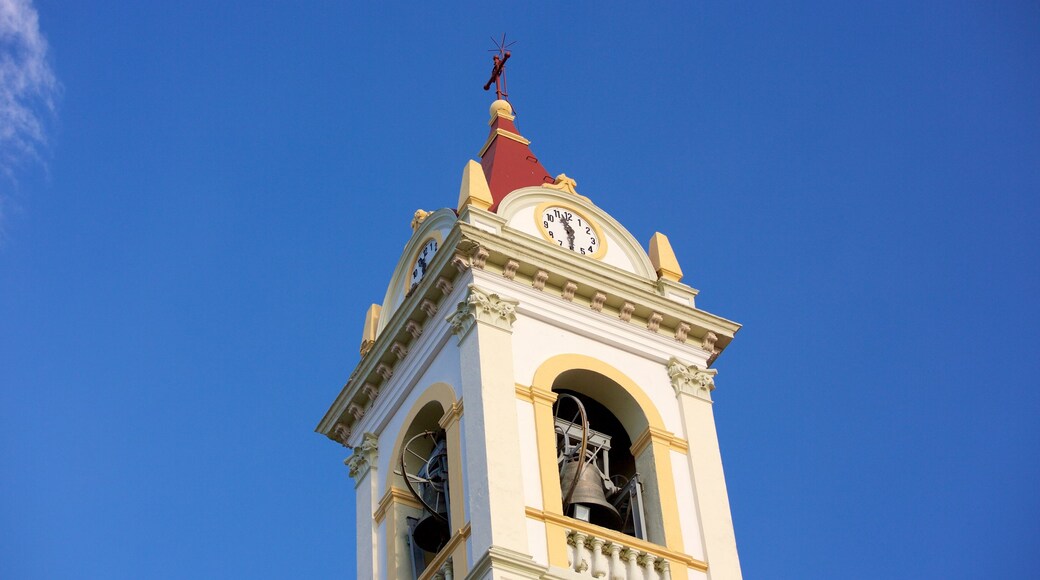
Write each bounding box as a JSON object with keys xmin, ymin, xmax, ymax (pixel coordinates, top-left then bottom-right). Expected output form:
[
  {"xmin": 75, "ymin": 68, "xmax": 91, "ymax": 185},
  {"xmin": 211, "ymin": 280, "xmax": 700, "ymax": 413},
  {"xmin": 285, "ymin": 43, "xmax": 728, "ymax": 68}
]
[{"xmin": 490, "ymin": 99, "xmax": 513, "ymax": 117}]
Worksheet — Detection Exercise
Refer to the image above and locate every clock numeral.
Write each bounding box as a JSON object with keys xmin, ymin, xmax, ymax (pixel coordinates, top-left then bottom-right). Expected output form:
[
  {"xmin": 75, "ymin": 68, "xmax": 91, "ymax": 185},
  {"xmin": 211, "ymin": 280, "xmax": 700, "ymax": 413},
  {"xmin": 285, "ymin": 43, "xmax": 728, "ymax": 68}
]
[
  {"xmin": 543, "ymin": 220, "xmax": 549, "ymax": 228},
  {"xmin": 548, "ymin": 230, "xmax": 554, "ymax": 239},
  {"xmin": 590, "ymin": 238, "xmax": 597, "ymax": 246},
  {"xmin": 588, "ymin": 245, "xmax": 594, "ymax": 253},
  {"xmin": 558, "ymin": 240, "xmax": 564, "ymax": 246},
  {"xmin": 580, "ymin": 248, "xmax": 586, "ymax": 255},
  {"xmin": 546, "ymin": 214, "xmax": 555, "ymax": 223}
]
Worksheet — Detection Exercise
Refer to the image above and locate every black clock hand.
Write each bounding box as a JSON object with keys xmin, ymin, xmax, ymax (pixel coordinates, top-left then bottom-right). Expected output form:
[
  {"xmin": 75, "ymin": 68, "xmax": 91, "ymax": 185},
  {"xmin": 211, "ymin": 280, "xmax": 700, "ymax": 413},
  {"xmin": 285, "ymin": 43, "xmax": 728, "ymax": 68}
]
[
  {"xmin": 418, "ymin": 256, "xmax": 428, "ymax": 276},
  {"xmin": 560, "ymin": 215, "xmax": 576, "ymax": 250}
]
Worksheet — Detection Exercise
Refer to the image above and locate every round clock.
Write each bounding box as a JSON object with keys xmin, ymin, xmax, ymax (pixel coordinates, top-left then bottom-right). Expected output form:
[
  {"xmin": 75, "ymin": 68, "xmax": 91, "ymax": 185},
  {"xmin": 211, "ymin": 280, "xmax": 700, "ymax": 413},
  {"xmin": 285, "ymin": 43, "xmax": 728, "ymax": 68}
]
[
  {"xmin": 536, "ymin": 204, "xmax": 605, "ymax": 258},
  {"xmin": 409, "ymin": 238, "xmax": 439, "ymax": 289}
]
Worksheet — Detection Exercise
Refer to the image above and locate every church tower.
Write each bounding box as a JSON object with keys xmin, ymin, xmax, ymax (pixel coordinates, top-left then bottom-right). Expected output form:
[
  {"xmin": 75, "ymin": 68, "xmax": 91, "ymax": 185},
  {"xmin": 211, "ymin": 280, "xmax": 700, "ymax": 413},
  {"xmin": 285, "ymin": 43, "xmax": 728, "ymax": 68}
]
[{"xmin": 317, "ymin": 71, "xmax": 743, "ymax": 580}]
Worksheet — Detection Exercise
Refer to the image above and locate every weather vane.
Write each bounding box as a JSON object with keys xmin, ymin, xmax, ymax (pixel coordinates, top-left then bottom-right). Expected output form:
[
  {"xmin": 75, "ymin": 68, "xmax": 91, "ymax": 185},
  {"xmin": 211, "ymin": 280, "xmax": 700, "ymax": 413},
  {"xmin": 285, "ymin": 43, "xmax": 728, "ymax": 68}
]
[{"xmin": 483, "ymin": 34, "xmax": 516, "ymax": 101}]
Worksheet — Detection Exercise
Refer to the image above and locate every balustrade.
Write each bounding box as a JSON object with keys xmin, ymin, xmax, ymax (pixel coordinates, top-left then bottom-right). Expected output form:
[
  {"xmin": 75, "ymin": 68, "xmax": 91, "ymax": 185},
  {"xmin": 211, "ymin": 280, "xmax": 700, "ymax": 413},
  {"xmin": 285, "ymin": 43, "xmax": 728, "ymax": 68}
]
[{"xmin": 566, "ymin": 530, "xmax": 672, "ymax": 580}]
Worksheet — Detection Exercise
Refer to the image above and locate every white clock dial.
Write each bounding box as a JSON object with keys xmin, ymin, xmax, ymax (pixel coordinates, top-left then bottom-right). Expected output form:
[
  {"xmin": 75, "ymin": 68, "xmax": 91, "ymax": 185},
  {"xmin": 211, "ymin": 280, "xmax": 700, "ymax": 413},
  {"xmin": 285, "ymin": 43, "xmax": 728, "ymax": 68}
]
[
  {"xmin": 410, "ymin": 238, "xmax": 438, "ymax": 288},
  {"xmin": 538, "ymin": 206, "xmax": 601, "ymax": 257}
]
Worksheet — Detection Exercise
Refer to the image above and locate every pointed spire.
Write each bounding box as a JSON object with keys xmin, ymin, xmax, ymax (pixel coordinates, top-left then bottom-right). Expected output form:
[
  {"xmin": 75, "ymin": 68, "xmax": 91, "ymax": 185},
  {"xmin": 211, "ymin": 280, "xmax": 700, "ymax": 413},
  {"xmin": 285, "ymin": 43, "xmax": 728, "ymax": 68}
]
[
  {"xmin": 457, "ymin": 160, "xmax": 494, "ymax": 211},
  {"xmin": 649, "ymin": 232, "xmax": 684, "ymax": 282},
  {"xmin": 478, "ymin": 100, "xmax": 553, "ymax": 211}
]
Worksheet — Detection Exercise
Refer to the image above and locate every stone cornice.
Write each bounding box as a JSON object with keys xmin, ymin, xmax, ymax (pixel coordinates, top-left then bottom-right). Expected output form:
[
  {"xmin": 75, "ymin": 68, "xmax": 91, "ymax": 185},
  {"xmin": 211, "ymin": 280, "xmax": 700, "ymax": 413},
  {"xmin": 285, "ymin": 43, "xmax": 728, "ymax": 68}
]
[
  {"xmin": 667, "ymin": 357, "xmax": 718, "ymax": 402},
  {"xmin": 455, "ymin": 222, "xmax": 739, "ymax": 349}
]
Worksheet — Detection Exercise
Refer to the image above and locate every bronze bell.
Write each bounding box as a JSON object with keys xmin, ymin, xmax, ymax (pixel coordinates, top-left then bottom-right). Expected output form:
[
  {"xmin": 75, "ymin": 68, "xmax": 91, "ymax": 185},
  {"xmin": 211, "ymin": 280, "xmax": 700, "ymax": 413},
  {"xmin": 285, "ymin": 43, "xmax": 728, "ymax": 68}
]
[
  {"xmin": 408, "ymin": 437, "xmax": 452, "ymax": 553},
  {"xmin": 560, "ymin": 458, "xmax": 621, "ymax": 530}
]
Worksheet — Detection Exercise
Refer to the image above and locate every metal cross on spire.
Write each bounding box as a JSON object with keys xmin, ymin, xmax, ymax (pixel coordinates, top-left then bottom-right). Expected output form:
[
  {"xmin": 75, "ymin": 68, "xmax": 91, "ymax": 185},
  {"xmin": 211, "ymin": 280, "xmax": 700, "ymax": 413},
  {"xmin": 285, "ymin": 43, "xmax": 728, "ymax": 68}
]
[{"xmin": 483, "ymin": 34, "xmax": 516, "ymax": 101}]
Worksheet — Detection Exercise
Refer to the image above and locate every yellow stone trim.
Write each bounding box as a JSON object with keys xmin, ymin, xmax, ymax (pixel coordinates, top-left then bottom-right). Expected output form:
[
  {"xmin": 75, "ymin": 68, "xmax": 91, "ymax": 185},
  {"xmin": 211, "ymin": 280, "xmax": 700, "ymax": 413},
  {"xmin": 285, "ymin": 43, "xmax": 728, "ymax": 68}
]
[
  {"xmin": 417, "ymin": 523, "xmax": 472, "ymax": 580},
  {"xmin": 532, "ymin": 200, "xmax": 608, "ymax": 260},
  {"xmin": 630, "ymin": 426, "xmax": 689, "ymax": 457},
  {"xmin": 457, "ymin": 159, "xmax": 494, "ymax": 211},
  {"xmin": 529, "ymin": 355, "xmax": 684, "ymax": 552},
  {"xmin": 648, "ymin": 232, "xmax": 684, "ymax": 282},
  {"xmin": 437, "ymin": 400, "xmax": 464, "ymax": 430},
  {"xmin": 515, "ymin": 383, "xmax": 558, "ymax": 406},
  {"xmin": 530, "ymin": 354, "xmax": 667, "ymax": 435},
  {"xmin": 374, "ymin": 486, "xmax": 422, "ymax": 524},
  {"xmin": 488, "ymin": 110, "xmax": 516, "ymax": 125},
  {"xmin": 477, "ymin": 128, "xmax": 531, "ymax": 158},
  {"xmin": 525, "ymin": 507, "xmax": 708, "ymax": 573}
]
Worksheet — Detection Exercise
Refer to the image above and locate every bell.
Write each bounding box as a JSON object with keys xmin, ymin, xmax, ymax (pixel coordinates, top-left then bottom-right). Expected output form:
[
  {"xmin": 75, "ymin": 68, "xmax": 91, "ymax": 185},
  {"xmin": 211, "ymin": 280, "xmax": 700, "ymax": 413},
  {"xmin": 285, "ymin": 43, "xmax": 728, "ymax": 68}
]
[
  {"xmin": 411, "ymin": 511, "xmax": 450, "ymax": 554},
  {"xmin": 410, "ymin": 437, "xmax": 452, "ymax": 553},
  {"xmin": 560, "ymin": 459, "xmax": 621, "ymax": 530}
]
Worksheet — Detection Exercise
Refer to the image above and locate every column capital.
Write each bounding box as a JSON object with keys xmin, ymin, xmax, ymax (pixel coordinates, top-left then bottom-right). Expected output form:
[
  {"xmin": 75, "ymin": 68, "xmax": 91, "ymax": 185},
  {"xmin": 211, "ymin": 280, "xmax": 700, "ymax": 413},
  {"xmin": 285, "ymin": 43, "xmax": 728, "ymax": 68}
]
[
  {"xmin": 667, "ymin": 357, "xmax": 718, "ymax": 402},
  {"xmin": 446, "ymin": 284, "xmax": 519, "ymax": 341},
  {"xmin": 345, "ymin": 432, "xmax": 378, "ymax": 483}
]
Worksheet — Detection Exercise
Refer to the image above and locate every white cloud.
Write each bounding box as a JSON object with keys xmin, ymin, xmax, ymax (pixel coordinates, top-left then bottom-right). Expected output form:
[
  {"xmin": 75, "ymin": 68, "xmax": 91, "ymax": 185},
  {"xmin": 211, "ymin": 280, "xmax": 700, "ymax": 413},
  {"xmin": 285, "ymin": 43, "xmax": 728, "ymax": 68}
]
[{"xmin": 0, "ymin": 0, "xmax": 58, "ymax": 181}]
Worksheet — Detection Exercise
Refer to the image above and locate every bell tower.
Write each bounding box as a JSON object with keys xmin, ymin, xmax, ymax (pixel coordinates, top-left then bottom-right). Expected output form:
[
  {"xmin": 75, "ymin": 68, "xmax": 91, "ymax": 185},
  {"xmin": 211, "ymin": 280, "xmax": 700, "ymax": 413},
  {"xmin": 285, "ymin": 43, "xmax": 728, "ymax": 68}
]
[{"xmin": 317, "ymin": 90, "xmax": 743, "ymax": 579}]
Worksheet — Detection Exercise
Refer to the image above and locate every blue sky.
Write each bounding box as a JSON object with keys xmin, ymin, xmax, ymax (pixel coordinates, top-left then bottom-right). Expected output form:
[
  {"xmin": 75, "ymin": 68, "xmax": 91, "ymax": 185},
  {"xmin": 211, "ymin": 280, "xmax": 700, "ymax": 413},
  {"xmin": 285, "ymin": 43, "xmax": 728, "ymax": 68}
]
[{"xmin": 1, "ymin": 1, "xmax": 1038, "ymax": 578}]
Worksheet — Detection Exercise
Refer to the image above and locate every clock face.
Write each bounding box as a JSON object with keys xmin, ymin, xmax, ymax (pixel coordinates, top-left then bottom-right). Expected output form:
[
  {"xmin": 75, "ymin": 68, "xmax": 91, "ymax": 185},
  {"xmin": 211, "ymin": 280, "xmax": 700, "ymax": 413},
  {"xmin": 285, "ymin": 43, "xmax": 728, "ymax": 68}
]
[
  {"xmin": 410, "ymin": 238, "xmax": 438, "ymax": 288},
  {"xmin": 537, "ymin": 205, "xmax": 602, "ymax": 257}
]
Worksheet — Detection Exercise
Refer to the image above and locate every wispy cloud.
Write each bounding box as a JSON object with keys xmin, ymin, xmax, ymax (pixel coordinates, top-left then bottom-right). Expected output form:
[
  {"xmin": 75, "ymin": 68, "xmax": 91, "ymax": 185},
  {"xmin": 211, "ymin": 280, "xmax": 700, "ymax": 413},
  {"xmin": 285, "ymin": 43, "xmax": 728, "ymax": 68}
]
[{"xmin": 0, "ymin": 0, "xmax": 58, "ymax": 182}]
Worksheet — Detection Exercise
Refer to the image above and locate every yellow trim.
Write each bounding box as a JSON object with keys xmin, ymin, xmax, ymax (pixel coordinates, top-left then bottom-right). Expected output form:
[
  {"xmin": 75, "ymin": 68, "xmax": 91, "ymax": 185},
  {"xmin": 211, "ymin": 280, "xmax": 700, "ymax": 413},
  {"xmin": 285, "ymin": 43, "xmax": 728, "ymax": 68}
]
[
  {"xmin": 525, "ymin": 507, "xmax": 708, "ymax": 573},
  {"xmin": 630, "ymin": 426, "xmax": 690, "ymax": 456},
  {"xmin": 417, "ymin": 523, "xmax": 472, "ymax": 580},
  {"xmin": 457, "ymin": 159, "xmax": 494, "ymax": 211},
  {"xmin": 533, "ymin": 201, "xmax": 608, "ymax": 260},
  {"xmin": 648, "ymin": 232, "xmax": 684, "ymax": 282},
  {"xmin": 383, "ymin": 382, "xmax": 461, "ymax": 580},
  {"xmin": 477, "ymin": 128, "xmax": 531, "ymax": 158},
  {"xmin": 374, "ymin": 486, "xmax": 422, "ymax": 524},
  {"xmin": 437, "ymin": 400, "xmax": 464, "ymax": 430},
  {"xmin": 530, "ymin": 354, "xmax": 666, "ymax": 435},
  {"xmin": 529, "ymin": 355, "xmax": 685, "ymax": 553},
  {"xmin": 488, "ymin": 110, "xmax": 516, "ymax": 125}
]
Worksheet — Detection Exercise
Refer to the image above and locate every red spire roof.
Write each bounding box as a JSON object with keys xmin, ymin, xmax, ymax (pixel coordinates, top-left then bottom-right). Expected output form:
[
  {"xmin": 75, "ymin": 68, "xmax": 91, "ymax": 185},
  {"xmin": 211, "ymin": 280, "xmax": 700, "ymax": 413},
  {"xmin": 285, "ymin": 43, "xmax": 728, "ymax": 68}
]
[{"xmin": 478, "ymin": 100, "xmax": 553, "ymax": 211}]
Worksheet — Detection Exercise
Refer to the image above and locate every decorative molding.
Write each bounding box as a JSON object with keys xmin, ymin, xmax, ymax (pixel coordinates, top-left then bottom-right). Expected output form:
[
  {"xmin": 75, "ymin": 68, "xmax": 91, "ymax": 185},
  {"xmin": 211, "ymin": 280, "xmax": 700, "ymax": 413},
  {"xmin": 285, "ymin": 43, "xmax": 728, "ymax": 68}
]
[
  {"xmin": 562, "ymin": 281, "xmax": 578, "ymax": 301},
  {"xmin": 619, "ymin": 302, "xmax": 635, "ymax": 322},
  {"xmin": 667, "ymin": 357, "xmax": 718, "ymax": 401},
  {"xmin": 533, "ymin": 270, "xmax": 549, "ymax": 290},
  {"xmin": 542, "ymin": 173, "xmax": 580, "ymax": 195},
  {"xmin": 362, "ymin": 382, "xmax": 379, "ymax": 400},
  {"xmin": 468, "ymin": 545, "xmax": 546, "ymax": 579},
  {"xmin": 375, "ymin": 363, "xmax": 393, "ymax": 381},
  {"xmin": 374, "ymin": 486, "xmax": 423, "ymax": 524},
  {"xmin": 438, "ymin": 400, "xmax": 465, "ymax": 430},
  {"xmin": 451, "ymin": 253, "xmax": 469, "ymax": 272},
  {"xmin": 411, "ymin": 209, "xmax": 431, "ymax": 231},
  {"xmin": 647, "ymin": 312, "xmax": 663, "ymax": 332},
  {"xmin": 405, "ymin": 320, "xmax": 423, "ymax": 339},
  {"xmin": 391, "ymin": 342, "xmax": 408, "ymax": 360},
  {"xmin": 435, "ymin": 277, "xmax": 454, "ymax": 295},
  {"xmin": 702, "ymin": 332, "xmax": 718, "ymax": 352},
  {"xmin": 446, "ymin": 284, "xmax": 519, "ymax": 340},
  {"xmin": 420, "ymin": 299, "xmax": 438, "ymax": 318},
  {"xmin": 674, "ymin": 322, "xmax": 691, "ymax": 342},
  {"xmin": 345, "ymin": 432, "xmax": 378, "ymax": 482},
  {"xmin": 503, "ymin": 259, "xmax": 520, "ymax": 280},
  {"xmin": 515, "ymin": 384, "xmax": 558, "ymax": 406},
  {"xmin": 359, "ymin": 339, "xmax": 375, "ymax": 357},
  {"xmin": 590, "ymin": 292, "xmax": 607, "ymax": 312},
  {"xmin": 472, "ymin": 246, "xmax": 490, "ymax": 269},
  {"xmin": 525, "ymin": 507, "xmax": 708, "ymax": 572},
  {"xmin": 348, "ymin": 402, "xmax": 365, "ymax": 421},
  {"xmin": 331, "ymin": 422, "xmax": 351, "ymax": 448},
  {"xmin": 630, "ymin": 425, "xmax": 690, "ymax": 457}
]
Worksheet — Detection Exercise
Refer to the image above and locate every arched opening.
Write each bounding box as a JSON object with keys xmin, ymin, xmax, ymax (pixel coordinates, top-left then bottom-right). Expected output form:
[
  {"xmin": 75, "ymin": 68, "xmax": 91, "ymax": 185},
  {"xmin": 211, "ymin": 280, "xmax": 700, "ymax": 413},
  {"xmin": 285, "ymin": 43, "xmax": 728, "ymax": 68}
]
[
  {"xmin": 551, "ymin": 369, "xmax": 661, "ymax": 543},
  {"xmin": 393, "ymin": 400, "xmax": 454, "ymax": 579}
]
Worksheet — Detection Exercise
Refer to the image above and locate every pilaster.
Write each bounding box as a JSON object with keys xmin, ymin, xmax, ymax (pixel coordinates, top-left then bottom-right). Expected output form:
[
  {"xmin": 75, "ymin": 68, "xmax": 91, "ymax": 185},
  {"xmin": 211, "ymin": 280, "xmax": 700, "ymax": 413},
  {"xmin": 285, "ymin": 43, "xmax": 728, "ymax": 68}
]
[
  {"xmin": 667, "ymin": 358, "xmax": 742, "ymax": 580},
  {"xmin": 448, "ymin": 284, "xmax": 533, "ymax": 566},
  {"xmin": 345, "ymin": 433, "xmax": 380, "ymax": 579}
]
